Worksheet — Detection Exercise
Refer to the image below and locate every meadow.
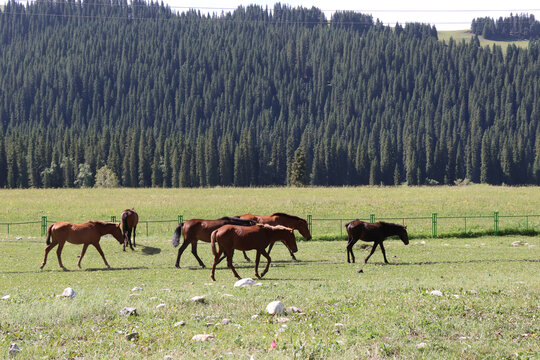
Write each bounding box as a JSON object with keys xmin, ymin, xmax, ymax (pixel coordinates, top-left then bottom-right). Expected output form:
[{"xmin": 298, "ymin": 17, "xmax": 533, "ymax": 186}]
[
  {"xmin": 0, "ymin": 186, "xmax": 539, "ymax": 359},
  {"xmin": 437, "ymin": 30, "xmax": 530, "ymax": 52}
]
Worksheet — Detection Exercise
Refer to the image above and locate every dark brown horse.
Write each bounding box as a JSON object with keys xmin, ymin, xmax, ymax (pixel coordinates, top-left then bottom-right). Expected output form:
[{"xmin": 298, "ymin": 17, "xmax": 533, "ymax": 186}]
[
  {"xmin": 40, "ymin": 221, "xmax": 124, "ymax": 270},
  {"xmin": 345, "ymin": 220, "xmax": 409, "ymax": 264},
  {"xmin": 121, "ymin": 208, "xmax": 139, "ymax": 251},
  {"xmin": 172, "ymin": 217, "xmax": 256, "ymax": 268},
  {"xmin": 237, "ymin": 213, "xmax": 311, "ymax": 260},
  {"xmin": 210, "ymin": 224, "xmax": 298, "ymax": 281}
]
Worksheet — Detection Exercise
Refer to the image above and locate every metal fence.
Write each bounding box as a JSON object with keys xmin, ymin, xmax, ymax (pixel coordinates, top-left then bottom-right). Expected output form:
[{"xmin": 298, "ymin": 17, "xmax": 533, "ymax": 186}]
[{"xmin": 1, "ymin": 213, "xmax": 538, "ymax": 239}]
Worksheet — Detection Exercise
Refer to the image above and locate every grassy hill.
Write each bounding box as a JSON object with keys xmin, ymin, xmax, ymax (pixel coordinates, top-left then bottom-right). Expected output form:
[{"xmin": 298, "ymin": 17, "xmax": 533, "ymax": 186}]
[{"xmin": 438, "ymin": 30, "xmax": 530, "ymax": 52}]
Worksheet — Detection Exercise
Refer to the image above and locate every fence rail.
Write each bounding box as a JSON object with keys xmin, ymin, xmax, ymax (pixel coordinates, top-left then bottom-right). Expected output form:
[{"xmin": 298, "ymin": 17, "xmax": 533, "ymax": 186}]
[{"xmin": 0, "ymin": 213, "xmax": 538, "ymax": 239}]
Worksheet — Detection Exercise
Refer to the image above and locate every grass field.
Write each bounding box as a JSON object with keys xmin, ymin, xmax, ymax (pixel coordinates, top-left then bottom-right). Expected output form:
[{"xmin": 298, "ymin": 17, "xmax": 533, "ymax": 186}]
[
  {"xmin": 437, "ymin": 30, "xmax": 530, "ymax": 52},
  {"xmin": 0, "ymin": 186, "xmax": 539, "ymax": 358}
]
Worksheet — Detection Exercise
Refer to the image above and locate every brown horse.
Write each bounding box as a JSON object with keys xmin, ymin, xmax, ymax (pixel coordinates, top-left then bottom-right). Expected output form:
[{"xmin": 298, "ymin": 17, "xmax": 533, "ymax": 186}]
[
  {"xmin": 40, "ymin": 221, "xmax": 124, "ymax": 270},
  {"xmin": 210, "ymin": 224, "xmax": 298, "ymax": 281},
  {"xmin": 171, "ymin": 217, "xmax": 256, "ymax": 268},
  {"xmin": 237, "ymin": 213, "xmax": 311, "ymax": 260},
  {"xmin": 345, "ymin": 220, "xmax": 409, "ymax": 264},
  {"xmin": 121, "ymin": 208, "xmax": 139, "ymax": 251}
]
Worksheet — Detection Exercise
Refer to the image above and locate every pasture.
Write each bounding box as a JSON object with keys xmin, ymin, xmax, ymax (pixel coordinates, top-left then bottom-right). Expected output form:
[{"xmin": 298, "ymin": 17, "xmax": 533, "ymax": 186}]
[
  {"xmin": 0, "ymin": 186, "xmax": 539, "ymax": 359},
  {"xmin": 437, "ymin": 30, "xmax": 530, "ymax": 52}
]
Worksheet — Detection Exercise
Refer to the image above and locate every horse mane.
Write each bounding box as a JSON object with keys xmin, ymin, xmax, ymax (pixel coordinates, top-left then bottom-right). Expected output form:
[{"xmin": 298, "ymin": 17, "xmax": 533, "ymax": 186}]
[
  {"xmin": 379, "ymin": 221, "xmax": 407, "ymax": 232},
  {"xmin": 271, "ymin": 213, "xmax": 307, "ymax": 224},
  {"xmin": 259, "ymin": 224, "xmax": 293, "ymax": 231},
  {"xmin": 89, "ymin": 220, "xmax": 108, "ymax": 226}
]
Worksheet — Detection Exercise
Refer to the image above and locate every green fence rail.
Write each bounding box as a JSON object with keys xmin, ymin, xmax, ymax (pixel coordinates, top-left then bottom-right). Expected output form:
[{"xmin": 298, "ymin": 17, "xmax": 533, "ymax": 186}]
[{"xmin": 1, "ymin": 213, "xmax": 539, "ymax": 239}]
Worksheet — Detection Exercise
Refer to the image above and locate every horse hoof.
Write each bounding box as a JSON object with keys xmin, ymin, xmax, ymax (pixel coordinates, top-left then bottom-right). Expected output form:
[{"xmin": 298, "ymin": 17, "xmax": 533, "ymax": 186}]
[{"xmin": 358, "ymin": 269, "xmax": 364, "ymax": 273}]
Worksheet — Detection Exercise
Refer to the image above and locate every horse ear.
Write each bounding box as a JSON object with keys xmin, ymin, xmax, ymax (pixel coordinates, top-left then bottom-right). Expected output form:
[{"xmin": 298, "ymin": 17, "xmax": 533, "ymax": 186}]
[{"xmin": 404, "ymin": 226, "xmax": 407, "ymax": 229}]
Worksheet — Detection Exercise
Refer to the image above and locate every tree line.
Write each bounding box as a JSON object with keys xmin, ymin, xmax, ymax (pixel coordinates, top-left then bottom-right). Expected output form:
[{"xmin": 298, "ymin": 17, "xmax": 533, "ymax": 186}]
[
  {"xmin": 0, "ymin": 0, "xmax": 539, "ymax": 188},
  {"xmin": 471, "ymin": 13, "xmax": 540, "ymax": 40}
]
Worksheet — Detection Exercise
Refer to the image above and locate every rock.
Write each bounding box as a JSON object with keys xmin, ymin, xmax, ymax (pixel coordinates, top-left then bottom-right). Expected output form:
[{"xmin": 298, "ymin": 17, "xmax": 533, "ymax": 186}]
[
  {"xmin": 222, "ymin": 294, "xmax": 234, "ymax": 297},
  {"xmin": 131, "ymin": 286, "xmax": 143, "ymax": 292},
  {"xmin": 2, "ymin": 295, "xmax": 10, "ymax": 300},
  {"xmin": 16, "ymin": 237, "xmax": 22, "ymax": 241},
  {"xmin": 266, "ymin": 301, "xmax": 284, "ymax": 315},
  {"xmin": 469, "ymin": 290, "xmax": 479, "ymax": 295},
  {"xmin": 334, "ymin": 323, "xmax": 345, "ymax": 327},
  {"xmin": 156, "ymin": 303, "xmax": 166, "ymax": 309},
  {"xmin": 275, "ymin": 317, "xmax": 289, "ymax": 323},
  {"xmin": 126, "ymin": 332, "xmax": 139, "ymax": 341},
  {"xmin": 251, "ymin": 314, "xmax": 259, "ymax": 319},
  {"xmin": 429, "ymin": 290, "xmax": 443, "ymax": 297},
  {"xmin": 234, "ymin": 278, "xmax": 256, "ymax": 287},
  {"xmin": 416, "ymin": 342, "xmax": 426, "ymax": 349},
  {"xmin": 452, "ymin": 294, "xmax": 460, "ymax": 299},
  {"xmin": 129, "ymin": 294, "xmax": 140, "ymax": 297},
  {"xmin": 221, "ymin": 318, "xmax": 231, "ymax": 325},
  {"xmin": 164, "ymin": 356, "xmax": 174, "ymax": 360},
  {"xmin": 192, "ymin": 334, "xmax": 214, "ymax": 342},
  {"xmin": 9, "ymin": 343, "xmax": 20, "ymax": 356},
  {"xmin": 286, "ymin": 306, "xmax": 302, "ymax": 313},
  {"xmin": 120, "ymin": 307, "xmax": 137, "ymax": 316},
  {"xmin": 61, "ymin": 287, "xmax": 75, "ymax": 298},
  {"xmin": 173, "ymin": 321, "xmax": 185, "ymax": 327},
  {"xmin": 149, "ymin": 296, "xmax": 157, "ymax": 300},
  {"xmin": 190, "ymin": 296, "xmax": 206, "ymax": 303}
]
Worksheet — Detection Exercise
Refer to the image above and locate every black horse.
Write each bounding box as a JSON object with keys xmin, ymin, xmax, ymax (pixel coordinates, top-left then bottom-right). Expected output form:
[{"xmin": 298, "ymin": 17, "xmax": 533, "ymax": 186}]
[{"xmin": 345, "ymin": 220, "xmax": 409, "ymax": 264}]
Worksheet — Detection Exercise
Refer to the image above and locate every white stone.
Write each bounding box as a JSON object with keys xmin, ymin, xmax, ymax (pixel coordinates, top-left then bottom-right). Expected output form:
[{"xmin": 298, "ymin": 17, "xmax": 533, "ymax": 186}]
[
  {"xmin": 120, "ymin": 307, "xmax": 137, "ymax": 316},
  {"xmin": 276, "ymin": 317, "xmax": 289, "ymax": 323},
  {"xmin": 251, "ymin": 314, "xmax": 259, "ymax": 319},
  {"xmin": 164, "ymin": 356, "xmax": 175, "ymax": 360},
  {"xmin": 416, "ymin": 342, "xmax": 427, "ymax": 349},
  {"xmin": 2, "ymin": 295, "xmax": 10, "ymax": 300},
  {"xmin": 190, "ymin": 296, "xmax": 206, "ymax": 303},
  {"xmin": 430, "ymin": 290, "xmax": 443, "ymax": 297},
  {"xmin": 452, "ymin": 294, "xmax": 460, "ymax": 299},
  {"xmin": 221, "ymin": 318, "xmax": 231, "ymax": 325},
  {"xmin": 286, "ymin": 306, "xmax": 302, "ymax": 313},
  {"xmin": 9, "ymin": 343, "xmax": 20, "ymax": 356},
  {"xmin": 173, "ymin": 321, "xmax": 185, "ymax": 327},
  {"xmin": 266, "ymin": 301, "xmax": 284, "ymax": 315},
  {"xmin": 61, "ymin": 287, "xmax": 75, "ymax": 298},
  {"xmin": 16, "ymin": 237, "xmax": 22, "ymax": 241},
  {"xmin": 192, "ymin": 334, "xmax": 214, "ymax": 342},
  {"xmin": 334, "ymin": 323, "xmax": 345, "ymax": 327},
  {"xmin": 131, "ymin": 287, "xmax": 143, "ymax": 292},
  {"xmin": 222, "ymin": 294, "xmax": 233, "ymax": 297},
  {"xmin": 156, "ymin": 303, "xmax": 166, "ymax": 309},
  {"xmin": 234, "ymin": 278, "xmax": 257, "ymax": 287}
]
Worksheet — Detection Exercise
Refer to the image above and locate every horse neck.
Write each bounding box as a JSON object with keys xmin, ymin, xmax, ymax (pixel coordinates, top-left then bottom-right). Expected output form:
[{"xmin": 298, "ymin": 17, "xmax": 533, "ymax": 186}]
[
  {"xmin": 98, "ymin": 222, "xmax": 116, "ymax": 235},
  {"xmin": 383, "ymin": 225, "xmax": 404, "ymax": 238}
]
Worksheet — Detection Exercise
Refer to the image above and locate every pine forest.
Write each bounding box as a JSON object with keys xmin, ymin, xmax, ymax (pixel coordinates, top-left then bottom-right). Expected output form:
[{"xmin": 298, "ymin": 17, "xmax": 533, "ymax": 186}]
[{"xmin": 0, "ymin": 0, "xmax": 539, "ymax": 188}]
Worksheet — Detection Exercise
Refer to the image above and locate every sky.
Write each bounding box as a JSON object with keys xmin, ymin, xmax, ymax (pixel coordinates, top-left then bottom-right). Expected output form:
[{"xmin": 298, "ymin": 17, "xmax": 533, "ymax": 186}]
[{"xmin": 161, "ymin": 0, "xmax": 540, "ymax": 30}]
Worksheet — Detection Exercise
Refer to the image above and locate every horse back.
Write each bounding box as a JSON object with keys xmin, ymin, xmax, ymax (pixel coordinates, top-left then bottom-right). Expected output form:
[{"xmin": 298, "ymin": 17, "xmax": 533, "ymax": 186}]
[
  {"xmin": 214, "ymin": 224, "xmax": 271, "ymax": 251},
  {"xmin": 122, "ymin": 209, "xmax": 138, "ymax": 228},
  {"xmin": 50, "ymin": 221, "xmax": 101, "ymax": 244}
]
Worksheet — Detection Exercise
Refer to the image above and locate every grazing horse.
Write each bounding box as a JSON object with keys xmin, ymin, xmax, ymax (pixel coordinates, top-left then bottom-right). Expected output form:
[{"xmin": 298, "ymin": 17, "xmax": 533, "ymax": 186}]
[
  {"xmin": 345, "ymin": 220, "xmax": 409, "ymax": 264},
  {"xmin": 237, "ymin": 213, "xmax": 311, "ymax": 260},
  {"xmin": 40, "ymin": 221, "xmax": 124, "ymax": 270},
  {"xmin": 121, "ymin": 208, "xmax": 139, "ymax": 251},
  {"xmin": 210, "ymin": 224, "xmax": 298, "ymax": 281},
  {"xmin": 171, "ymin": 217, "xmax": 256, "ymax": 268}
]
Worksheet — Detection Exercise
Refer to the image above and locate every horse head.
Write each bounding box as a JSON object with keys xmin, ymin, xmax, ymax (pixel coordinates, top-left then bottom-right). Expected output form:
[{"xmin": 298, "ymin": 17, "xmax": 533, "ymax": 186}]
[
  {"xmin": 400, "ymin": 226, "xmax": 409, "ymax": 245},
  {"xmin": 297, "ymin": 220, "xmax": 312, "ymax": 240},
  {"xmin": 281, "ymin": 227, "xmax": 298, "ymax": 253},
  {"xmin": 112, "ymin": 223, "xmax": 124, "ymax": 244}
]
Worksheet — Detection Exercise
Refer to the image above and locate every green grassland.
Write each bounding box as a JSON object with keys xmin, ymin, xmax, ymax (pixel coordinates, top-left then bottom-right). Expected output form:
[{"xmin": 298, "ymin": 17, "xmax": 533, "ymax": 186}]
[
  {"xmin": 1, "ymin": 185, "xmax": 539, "ymax": 238},
  {"xmin": 438, "ymin": 30, "xmax": 530, "ymax": 52},
  {"xmin": 0, "ymin": 186, "xmax": 539, "ymax": 358}
]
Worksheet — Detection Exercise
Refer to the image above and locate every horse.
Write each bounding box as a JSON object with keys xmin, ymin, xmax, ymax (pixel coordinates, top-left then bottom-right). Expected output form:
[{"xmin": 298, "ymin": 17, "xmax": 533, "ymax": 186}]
[
  {"xmin": 40, "ymin": 221, "xmax": 124, "ymax": 270},
  {"xmin": 210, "ymin": 224, "xmax": 298, "ymax": 281},
  {"xmin": 345, "ymin": 220, "xmax": 409, "ymax": 264},
  {"xmin": 171, "ymin": 217, "xmax": 256, "ymax": 268},
  {"xmin": 236, "ymin": 212, "xmax": 311, "ymax": 260},
  {"xmin": 121, "ymin": 208, "xmax": 139, "ymax": 251}
]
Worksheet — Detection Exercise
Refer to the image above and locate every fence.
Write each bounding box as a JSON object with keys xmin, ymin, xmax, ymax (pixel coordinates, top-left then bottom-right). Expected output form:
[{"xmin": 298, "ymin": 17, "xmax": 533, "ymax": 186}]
[{"xmin": 0, "ymin": 213, "xmax": 538, "ymax": 239}]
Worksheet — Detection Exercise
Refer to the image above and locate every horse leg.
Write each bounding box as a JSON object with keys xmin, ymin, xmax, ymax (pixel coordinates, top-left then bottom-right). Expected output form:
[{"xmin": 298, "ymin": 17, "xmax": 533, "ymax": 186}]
[
  {"xmin": 175, "ymin": 239, "xmax": 190, "ymax": 268},
  {"xmin": 77, "ymin": 243, "xmax": 89, "ymax": 269},
  {"xmin": 254, "ymin": 250, "xmax": 262, "ymax": 278},
  {"xmin": 40, "ymin": 241, "xmax": 58, "ymax": 269},
  {"xmin": 364, "ymin": 242, "xmax": 379, "ymax": 264},
  {"xmin": 226, "ymin": 250, "xmax": 241, "ymax": 279},
  {"xmin": 211, "ymin": 248, "xmax": 223, "ymax": 281},
  {"xmin": 347, "ymin": 238, "xmax": 359, "ymax": 263},
  {"xmin": 191, "ymin": 242, "xmax": 206, "ymax": 269},
  {"xmin": 259, "ymin": 249, "xmax": 271, "ymax": 278},
  {"xmin": 123, "ymin": 231, "xmax": 127, "ymax": 252},
  {"xmin": 242, "ymin": 251, "xmax": 251, "ymax": 262},
  {"xmin": 379, "ymin": 241, "xmax": 390, "ymax": 264},
  {"xmin": 132, "ymin": 227, "xmax": 136, "ymax": 247},
  {"xmin": 128, "ymin": 229, "xmax": 134, "ymax": 250},
  {"xmin": 56, "ymin": 241, "xmax": 68, "ymax": 271},
  {"xmin": 93, "ymin": 242, "xmax": 111, "ymax": 269}
]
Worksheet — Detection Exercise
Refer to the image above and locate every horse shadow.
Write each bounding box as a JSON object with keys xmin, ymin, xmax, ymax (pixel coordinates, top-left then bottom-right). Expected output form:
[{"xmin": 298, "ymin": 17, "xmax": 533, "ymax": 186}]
[{"xmin": 139, "ymin": 245, "xmax": 161, "ymax": 255}]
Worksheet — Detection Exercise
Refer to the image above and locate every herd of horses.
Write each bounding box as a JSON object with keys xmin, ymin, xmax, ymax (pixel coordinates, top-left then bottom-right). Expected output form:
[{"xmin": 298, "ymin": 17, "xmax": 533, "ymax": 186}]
[{"xmin": 39, "ymin": 209, "xmax": 409, "ymax": 279}]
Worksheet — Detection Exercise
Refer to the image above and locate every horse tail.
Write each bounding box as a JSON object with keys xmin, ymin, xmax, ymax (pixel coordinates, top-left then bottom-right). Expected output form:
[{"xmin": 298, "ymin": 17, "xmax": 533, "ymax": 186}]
[
  {"xmin": 172, "ymin": 223, "xmax": 183, "ymax": 247},
  {"xmin": 210, "ymin": 230, "xmax": 218, "ymax": 256},
  {"xmin": 46, "ymin": 224, "xmax": 53, "ymax": 245},
  {"xmin": 121, "ymin": 211, "xmax": 129, "ymax": 232}
]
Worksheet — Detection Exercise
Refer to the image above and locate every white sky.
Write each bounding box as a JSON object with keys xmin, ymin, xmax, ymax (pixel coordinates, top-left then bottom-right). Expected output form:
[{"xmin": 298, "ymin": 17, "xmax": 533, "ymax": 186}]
[{"xmin": 163, "ymin": 0, "xmax": 540, "ymax": 30}]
